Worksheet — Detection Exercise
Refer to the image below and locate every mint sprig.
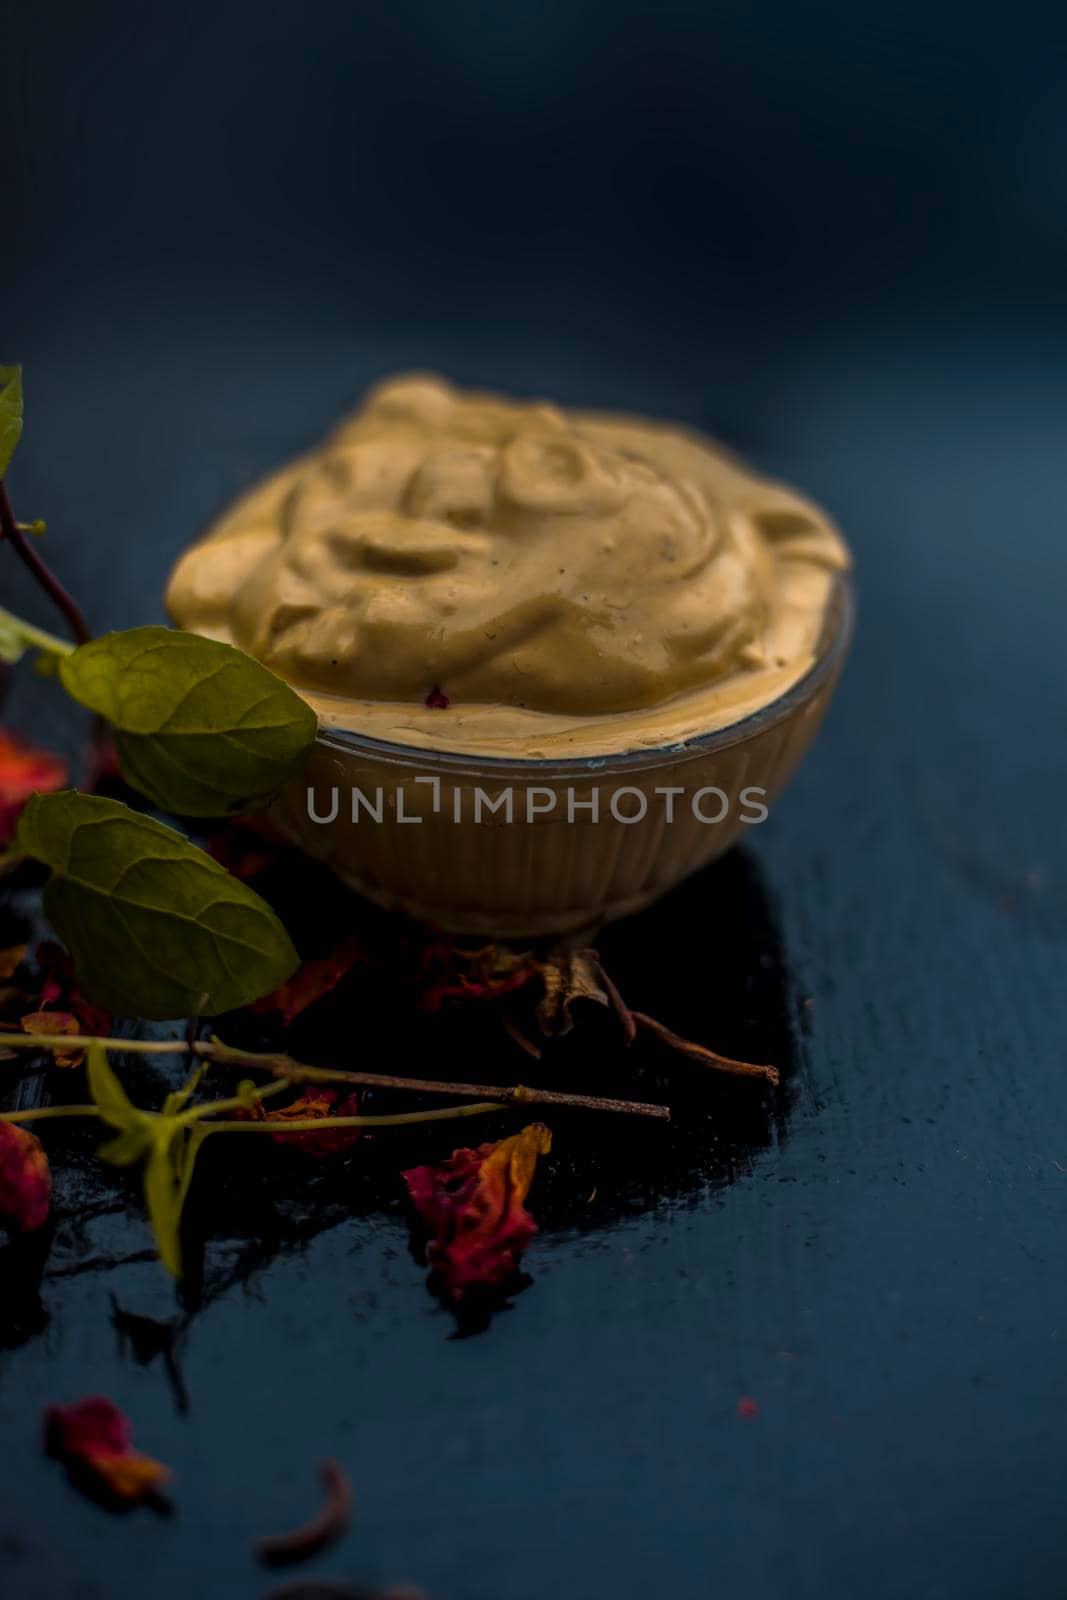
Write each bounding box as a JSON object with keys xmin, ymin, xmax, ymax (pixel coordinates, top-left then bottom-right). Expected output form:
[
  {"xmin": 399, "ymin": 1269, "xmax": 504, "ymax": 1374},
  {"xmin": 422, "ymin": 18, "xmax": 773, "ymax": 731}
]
[{"xmin": 0, "ymin": 362, "xmax": 321, "ymax": 1016}]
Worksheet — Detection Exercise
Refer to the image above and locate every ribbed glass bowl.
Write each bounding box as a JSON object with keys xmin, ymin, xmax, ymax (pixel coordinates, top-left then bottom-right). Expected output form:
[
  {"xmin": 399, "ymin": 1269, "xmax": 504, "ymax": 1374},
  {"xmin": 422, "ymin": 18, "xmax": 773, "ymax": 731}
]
[{"xmin": 268, "ymin": 575, "xmax": 855, "ymax": 937}]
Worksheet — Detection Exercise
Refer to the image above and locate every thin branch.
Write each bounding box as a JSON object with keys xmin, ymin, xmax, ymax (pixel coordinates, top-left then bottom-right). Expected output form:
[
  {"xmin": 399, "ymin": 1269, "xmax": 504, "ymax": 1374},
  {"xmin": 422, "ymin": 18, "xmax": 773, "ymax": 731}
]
[
  {"xmin": 556, "ymin": 948, "xmax": 779, "ymax": 1083},
  {"xmin": 501, "ymin": 1012, "xmax": 543, "ymax": 1060},
  {"xmin": 630, "ymin": 1011, "xmax": 780, "ymax": 1086},
  {"xmin": 1, "ymin": 1100, "xmax": 506, "ymax": 1131},
  {"xmin": 1, "ymin": 1030, "xmax": 671, "ymax": 1120},
  {"xmin": 199, "ymin": 1038, "xmax": 670, "ymax": 1120},
  {"xmin": 0, "ymin": 481, "xmax": 90, "ymax": 645},
  {"xmin": 590, "ymin": 957, "xmax": 638, "ymax": 1045}
]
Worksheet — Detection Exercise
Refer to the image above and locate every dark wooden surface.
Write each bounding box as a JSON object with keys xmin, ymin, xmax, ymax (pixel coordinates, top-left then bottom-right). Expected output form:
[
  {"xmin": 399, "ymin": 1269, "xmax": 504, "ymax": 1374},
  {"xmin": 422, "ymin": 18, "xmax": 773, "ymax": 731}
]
[{"xmin": 0, "ymin": 312, "xmax": 1064, "ymax": 1600}]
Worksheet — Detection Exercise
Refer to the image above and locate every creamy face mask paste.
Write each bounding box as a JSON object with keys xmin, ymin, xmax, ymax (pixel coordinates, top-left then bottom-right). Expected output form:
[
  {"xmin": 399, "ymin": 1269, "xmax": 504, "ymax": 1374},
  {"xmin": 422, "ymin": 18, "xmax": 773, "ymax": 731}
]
[{"xmin": 167, "ymin": 375, "xmax": 852, "ymax": 934}]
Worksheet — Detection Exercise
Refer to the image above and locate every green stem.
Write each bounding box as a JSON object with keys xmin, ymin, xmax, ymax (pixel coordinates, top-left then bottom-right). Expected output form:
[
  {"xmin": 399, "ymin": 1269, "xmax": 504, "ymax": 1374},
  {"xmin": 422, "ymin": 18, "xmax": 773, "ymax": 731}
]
[
  {"xmin": 203, "ymin": 1100, "xmax": 505, "ymax": 1133},
  {"xmin": 0, "ymin": 1105, "xmax": 101, "ymax": 1123},
  {"xmin": 0, "ymin": 606, "xmax": 75, "ymax": 659},
  {"xmin": 203, "ymin": 1038, "xmax": 669, "ymax": 1119},
  {"xmin": 180, "ymin": 1078, "xmax": 291, "ymax": 1122},
  {"xmin": 1, "ymin": 1031, "xmax": 670, "ymax": 1120},
  {"xmin": 6, "ymin": 1033, "xmax": 186, "ymax": 1055},
  {"xmin": 2, "ymin": 1098, "xmax": 504, "ymax": 1132}
]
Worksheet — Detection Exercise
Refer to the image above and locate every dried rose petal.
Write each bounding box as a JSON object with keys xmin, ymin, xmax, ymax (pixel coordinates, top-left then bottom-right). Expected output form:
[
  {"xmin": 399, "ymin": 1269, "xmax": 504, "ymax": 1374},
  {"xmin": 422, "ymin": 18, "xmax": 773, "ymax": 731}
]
[
  {"xmin": 269, "ymin": 1089, "xmax": 361, "ymax": 1154},
  {"xmin": 0, "ymin": 1119, "xmax": 51, "ymax": 1231},
  {"xmin": 20, "ymin": 1008, "xmax": 84, "ymax": 1067},
  {"xmin": 46, "ymin": 1396, "xmax": 170, "ymax": 1504},
  {"xmin": 254, "ymin": 1458, "xmax": 352, "ymax": 1566},
  {"xmin": 403, "ymin": 1122, "xmax": 551, "ymax": 1300},
  {"xmin": 34, "ymin": 941, "xmax": 111, "ymax": 1036},
  {"xmin": 0, "ymin": 730, "xmax": 67, "ymax": 846},
  {"xmin": 234, "ymin": 1088, "xmax": 361, "ymax": 1155},
  {"xmin": 251, "ymin": 935, "xmax": 367, "ymax": 1025},
  {"xmin": 424, "ymin": 684, "xmax": 449, "ymax": 709},
  {"xmin": 418, "ymin": 942, "xmax": 538, "ymax": 1011}
]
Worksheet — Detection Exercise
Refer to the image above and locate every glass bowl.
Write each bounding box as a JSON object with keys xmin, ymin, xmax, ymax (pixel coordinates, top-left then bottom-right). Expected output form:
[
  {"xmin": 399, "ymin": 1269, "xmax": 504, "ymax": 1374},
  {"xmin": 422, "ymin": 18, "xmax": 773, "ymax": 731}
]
[{"xmin": 268, "ymin": 574, "xmax": 855, "ymax": 937}]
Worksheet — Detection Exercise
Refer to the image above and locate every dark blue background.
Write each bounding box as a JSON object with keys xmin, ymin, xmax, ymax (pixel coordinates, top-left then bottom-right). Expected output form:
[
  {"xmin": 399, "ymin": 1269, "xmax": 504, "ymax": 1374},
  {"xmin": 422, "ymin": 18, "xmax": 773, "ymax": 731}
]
[{"xmin": 2, "ymin": 5, "xmax": 1066, "ymax": 1598}]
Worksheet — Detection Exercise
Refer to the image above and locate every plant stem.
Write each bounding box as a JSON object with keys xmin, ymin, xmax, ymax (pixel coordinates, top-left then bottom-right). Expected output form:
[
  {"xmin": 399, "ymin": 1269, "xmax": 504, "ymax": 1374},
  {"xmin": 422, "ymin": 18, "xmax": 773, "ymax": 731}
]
[
  {"xmin": 0, "ymin": 1105, "xmax": 101, "ymax": 1123},
  {"xmin": 3, "ymin": 1032, "xmax": 188, "ymax": 1054},
  {"xmin": 203, "ymin": 1101, "xmax": 505, "ymax": 1133},
  {"xmin": 1, "ymin": 1032, "xmax": 671, "ymax": 1119},
  {"xmin": 0, "ymin": 482, "xmax": 91, "ymax": 646},
  {"xmin": 2, "ymin": 1099, "xmax": 505, "ymax": 1131},
  {"xmin": 0, "ymin": 606, "xmax": 74, "ymax": 658},
  {"xmin": 200, "ymin": 1038, "xmax": 671, "ymax": 1120},
  {"xmin": 630, "ymin": 1012, "xmax": 780, "ymax": 1085},
  {"xmin": 180, "ymin": 1078, "xmax": 291, "ymax": 1121}
]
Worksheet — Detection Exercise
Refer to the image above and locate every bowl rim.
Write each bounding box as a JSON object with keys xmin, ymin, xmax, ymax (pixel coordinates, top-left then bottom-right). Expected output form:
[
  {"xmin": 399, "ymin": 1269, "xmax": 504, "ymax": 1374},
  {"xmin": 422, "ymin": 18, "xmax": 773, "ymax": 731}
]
[{"xmin": 313, "ymin": 570, "xmax": 855, "ymax": 776}]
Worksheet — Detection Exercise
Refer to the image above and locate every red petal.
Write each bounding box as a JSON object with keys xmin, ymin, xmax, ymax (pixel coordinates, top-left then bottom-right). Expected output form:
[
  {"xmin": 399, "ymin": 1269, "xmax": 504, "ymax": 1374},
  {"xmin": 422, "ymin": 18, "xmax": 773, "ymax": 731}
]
[
  {"xmin": 0, "ymin": 1120, "xmax": 51, "ymax": 1231},
  {"xmin": 46, "ymin": 1397, "xmax": 170, "ymax": 1504},
  {"xmin": 0, "ymin": 730, "xmax": 67, "ymax": 846},
  {"xmin": 417, "ymin": 943, "xmax": 539, "ymax": 1011},
  {"xmin": 48, "ymin": 1396, "xmax": 131, "ymax": 1458},
  {"xmin": 403, "ymin": 1122, "xmax": 551, "ymax": 1300}
]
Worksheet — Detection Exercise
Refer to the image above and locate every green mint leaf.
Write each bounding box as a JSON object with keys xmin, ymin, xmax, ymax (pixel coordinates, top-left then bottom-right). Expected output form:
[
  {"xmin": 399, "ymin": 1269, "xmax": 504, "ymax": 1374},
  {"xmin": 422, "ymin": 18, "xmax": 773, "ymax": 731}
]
[
  {"xmin": 58, "ymin": 625, "xmax": 317, "ymax": 817},
  {"xmin": 0, "ymin": 366, "xmax": 23, "ymax": 479},
  {"xmin": 14, "ymin": 792, "xmax": 300, "ymax": 1019}
]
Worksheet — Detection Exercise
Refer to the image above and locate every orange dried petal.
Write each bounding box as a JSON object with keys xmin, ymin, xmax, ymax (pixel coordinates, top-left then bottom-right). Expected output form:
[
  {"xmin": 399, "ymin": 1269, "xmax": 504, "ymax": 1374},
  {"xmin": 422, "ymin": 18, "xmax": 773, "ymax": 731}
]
[
  {"xmin": 20, "ymin": 1009, "xmax": 84, "ymax": 1067},
  {"xmin": 88, "ymin": 1449, "xmax": 171, "ymax": 1501},
  {"xmin": 231, "ymin": 1088, "xmax": 361, "ymax": 1154},
  {"xmin": 266, "ymin": 1088, "xmax": 361, "ymax": 1154}
]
